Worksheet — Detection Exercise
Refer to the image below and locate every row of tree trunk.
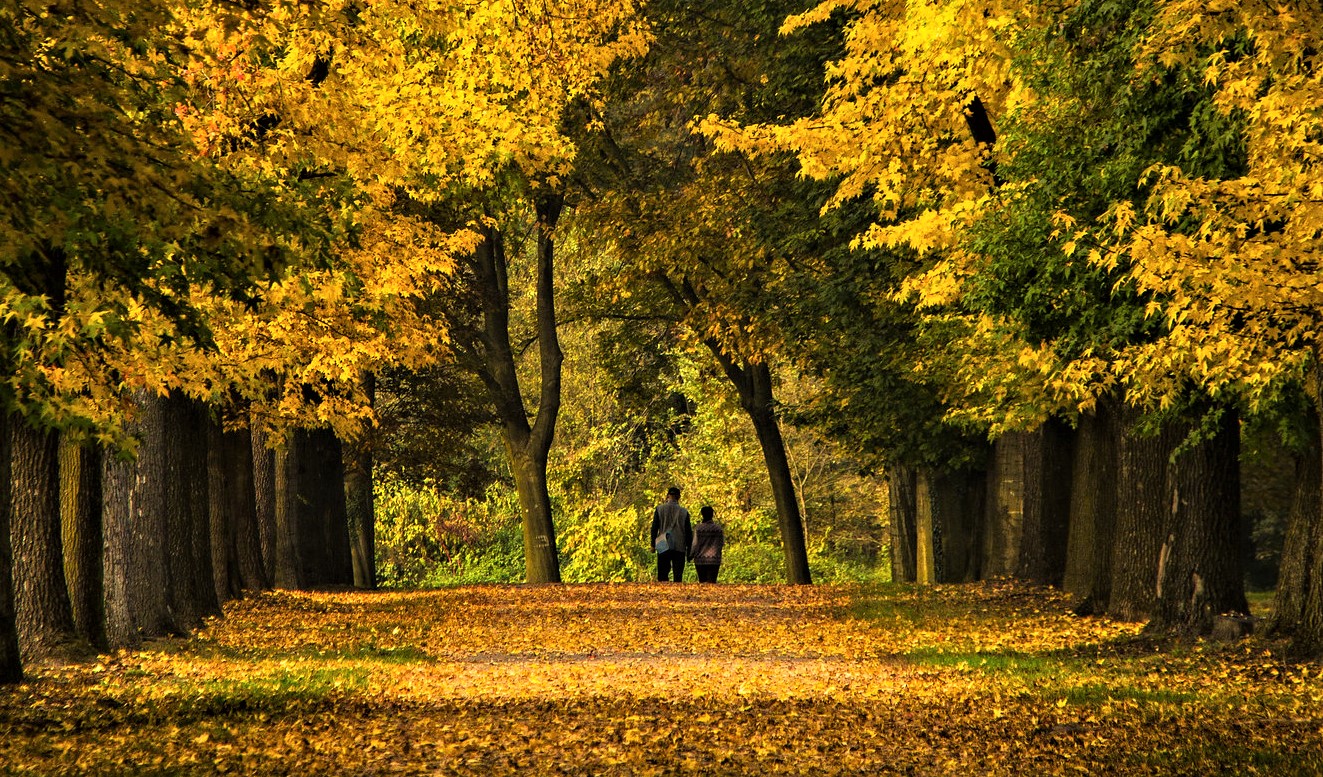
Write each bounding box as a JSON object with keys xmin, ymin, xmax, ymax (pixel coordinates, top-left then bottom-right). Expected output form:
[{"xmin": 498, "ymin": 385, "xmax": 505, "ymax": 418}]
[
  {"xmin": 888, "ymin": 399, "xmax": 1268, "ymax": 639},
  {"xmin": 0, "ymin": 392, "xmax": 375, "ymax": 681}
]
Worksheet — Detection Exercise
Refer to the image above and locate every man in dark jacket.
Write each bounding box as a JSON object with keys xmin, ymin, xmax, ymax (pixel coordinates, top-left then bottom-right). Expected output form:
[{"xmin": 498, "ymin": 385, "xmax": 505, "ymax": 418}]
[{"xmin": 651, "ymin": 486, "xmax": 692, "ymax": 582}]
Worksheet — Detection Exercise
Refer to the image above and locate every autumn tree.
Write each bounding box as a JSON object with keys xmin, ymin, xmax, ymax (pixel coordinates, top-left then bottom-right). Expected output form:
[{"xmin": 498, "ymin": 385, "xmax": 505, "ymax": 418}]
[
  {"xmin": 0, "ymin": 0, "xmax": 330, "ymax": 678},
  {"xmin": 574, "ymin": 0, "xmax": 855, "ymax": 583}
]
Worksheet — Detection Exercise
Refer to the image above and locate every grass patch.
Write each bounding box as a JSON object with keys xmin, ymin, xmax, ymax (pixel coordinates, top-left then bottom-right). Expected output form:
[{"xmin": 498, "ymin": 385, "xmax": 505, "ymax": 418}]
[
  {"xmin": 902, "ymin": 648, "xmax": 1060, "ymax": 677},
  {"xmin": 186, "ymin": 666, "xmax": 370, "ymax": 713},
  {"xmin": 1050, "ymin": 683, "xmax": 1196, "ymax": 706}
]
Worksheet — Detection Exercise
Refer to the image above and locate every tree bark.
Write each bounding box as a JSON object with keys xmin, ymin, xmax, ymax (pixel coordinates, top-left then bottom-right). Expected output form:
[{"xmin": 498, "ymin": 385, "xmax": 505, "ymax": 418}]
[
  {"xmin": 251, "ymin": 426, "xmax": 277, "ymax": 584},
  {"xmin": 10, "ymin": 420, "xmax": 76, "ymax": 658},
  {"xmin": 887, "ymin": 466, "xmax": 917, "ymax": 583},
  {"xmin": 273, "ymin": 439, "xmax": 303, "ymax": 589},
  {"xmin": 470, "ymin": 197, "xmax": 565, "ymax": 584},
  {"xmin": 275, "ymin": 428, "xmax": 354, "ymax": 588},
  {"xmin": 346, "ymin": 374, "xmax": 376, "ymax": 589},
  {"xmin": 1107, "ymin": 405, "xmax": 1179, "ymax": 622},
  {"xmin": 102, "ymin": 393, "xmax": 177, "ymax": 649},
  {"xmin": 1015, "ymin": 419, "xmax": 1073, "ymax": 585},
  {"xmin": 163, "ymin": 394, "xmax": 218, "ymax": 630},
  {"xmin": 744, "ymin": 385, "xmax": 813, "ymax": 585},
  {"xmin": 60, "ymin": 440, "xmax": 104, "ymax": 647},
  {"xmin": 934, "ymin": 465, "xmax": 986, "ymax": 583},
  {"xmin": 914, "ymin": 471, "xmax": 937, "ymax": 585},
  {"xmin": 983, "ymin": 431, "xmax": 1028, "ymax": 578},
  {"xmin": 0, "ymin": 412, "xmax": 21, "ymax": 683},
  {"xmin": 1063, "ymin": 402, "xmax": 1119, "ymax": 612},
  {"xmin": 207, "ymin": 416, "xmax": 268, "ymax": 600},
  {"xmin": 207, "ymin": 416, "xmax": 242, "ymax": 604},
  {"xmin": 1269, "ymin": 408, "xmax": 1320, "ymax": 637},
  {"xmin": 1286, "ymin": 357, "xmax": 1323, "ymax": 654},
  {"xmin": 1150, "ymin": 407, "xmax": 1249, "ymax": 633}
]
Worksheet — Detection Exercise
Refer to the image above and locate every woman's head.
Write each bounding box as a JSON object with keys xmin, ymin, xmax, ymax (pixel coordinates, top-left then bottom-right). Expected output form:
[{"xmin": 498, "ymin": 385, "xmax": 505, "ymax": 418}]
[{"xmin": 701, "ymin": 505, "xmax": 714, "ymax": 521}]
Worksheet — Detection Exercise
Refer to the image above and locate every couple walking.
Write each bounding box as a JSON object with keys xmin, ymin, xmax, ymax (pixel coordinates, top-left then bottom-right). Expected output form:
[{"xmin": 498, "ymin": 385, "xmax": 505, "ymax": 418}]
[{"xmin": 650, "ymin": 487, "xmax": 724, "ymax": 583}]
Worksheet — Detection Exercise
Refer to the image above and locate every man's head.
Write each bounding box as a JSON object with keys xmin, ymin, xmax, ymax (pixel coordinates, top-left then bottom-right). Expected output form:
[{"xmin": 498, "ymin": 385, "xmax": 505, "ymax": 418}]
[{"xmin": 666, "ymin": 486, "xmax": 681, "ymax": 501}]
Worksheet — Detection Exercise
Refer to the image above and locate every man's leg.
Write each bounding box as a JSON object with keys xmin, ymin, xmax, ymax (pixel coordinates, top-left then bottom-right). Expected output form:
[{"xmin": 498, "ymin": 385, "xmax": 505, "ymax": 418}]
[
  {"xmin": 674, "ymin": 552, "xmax": 687, "ymax": 582},
  {"xmin": 657, "ymin": 552, "xmax": 668, "ymax": 582}
]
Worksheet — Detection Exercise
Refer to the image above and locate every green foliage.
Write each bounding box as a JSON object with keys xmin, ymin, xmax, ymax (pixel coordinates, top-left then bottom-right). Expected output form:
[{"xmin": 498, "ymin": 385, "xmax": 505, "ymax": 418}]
[
  {"xmin": 375, "ymin": 344, "xmax": 892, "ymax": 586},
  {"xmin": 374, "ymin": 477, "xmax": 524, "ymax": 587}
]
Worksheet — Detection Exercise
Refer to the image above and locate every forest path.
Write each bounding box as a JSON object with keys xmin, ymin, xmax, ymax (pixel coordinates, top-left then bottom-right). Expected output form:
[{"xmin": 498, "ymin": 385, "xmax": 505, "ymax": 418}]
[{"xmin": 1, "ymin": 583, "xmax": 1318, "ymax": 775}]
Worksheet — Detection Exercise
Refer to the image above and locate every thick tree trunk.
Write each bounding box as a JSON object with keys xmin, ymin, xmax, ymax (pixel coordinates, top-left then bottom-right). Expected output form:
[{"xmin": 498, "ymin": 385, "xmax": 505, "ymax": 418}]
[
  {"xmin": 983, "ymin": 432, "xmax": 1029, "ymax": 578},
  {"xmin": 251, "ymin": 427, "xmax": 277, "ymax": 584},
  {"xmin": 224, "ymin": 427, "xmax": 267, "ymax": 591},
  {"xmin": 933, "ymin": 466, "xmax": 986, "ymax": 583},
  {"xmin": 1286, "ymin": 360, "xmax": 1323, "ymax": 654},
  {"xmin": 510, "ymin": 448, "xmax": 560, "ymax": 584},
  {"xmin": 887, "ymin": 466, "xmax": 917, "ymax": 583},
  {"xmin": 102, "ymin": 393, "xmax": 176, "ymax": 649},
  {"xmin": 273, "ymin": 440, "xmax": 303, "ymax": 589},
  {"xmin": 1063, "ymin": 402, "xmax": 1120, "ymax": 612},
  {"xmin": 346, "ymin": 374, "xmax": 376, "ymax": 589},
  {"xmin": 0, "ymin": 412, "xmax": 21, "ymax": 683},
  {"xmin": 1017, "ymin": 419, "xmax": 1073, "ymax": 585},
  {"xmin": 1107, "ymin": 405, "xmax": 1179, "ymax": 622},
  {"xmin": 163, "ymin": 395, "xmax": 217, "ymax": 630},
  {"xmin": 10, "ymin": 420, "xmax": 76, "ymax": 658},
  {"xmin": 1149, "ymin": 407, "xmax": 1248, "ymax": 633},
  {"xmin": 1269, "ymin": 409, "xmax": 1320, "ymax": 637},
  {"xmin": 207, "ymin": 416, "xmax": 267, "ymax": 600},
  {"xmin": 914, "ymin": 472, "xmax": 937, "ymax": 585},
  {"xmin": 60, "ymin": 440, "xmax": 103, "ymax": 647},
  {"xmin": 275, "ymin": 428, "xmax": 354, "ymax": 588},
  {"xmin": 207, "ymin": 417, "xmax": 242, "ymax": 604}
]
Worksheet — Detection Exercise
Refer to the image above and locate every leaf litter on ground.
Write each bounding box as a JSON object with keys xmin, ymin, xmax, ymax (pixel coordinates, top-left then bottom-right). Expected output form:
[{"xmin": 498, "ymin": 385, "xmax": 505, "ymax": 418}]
[{"xmin": 1, "ymin": 581, "xmax": 1320, "ymax": 775}]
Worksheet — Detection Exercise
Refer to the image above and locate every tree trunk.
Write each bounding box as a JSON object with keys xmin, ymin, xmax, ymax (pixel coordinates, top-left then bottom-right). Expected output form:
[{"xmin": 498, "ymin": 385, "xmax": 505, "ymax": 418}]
[
  {"xmin": 10, "ymin": 420, "xmax": 76, "ymax": 658},
  {"xmin": 510, "ymin": 448, "xmax": 560, "ymax": 584},
  {"xmin": 346, "ymin": 374, "xmax": 376, "ymax": 589},
  {"xmin": 1269, "ymin": 408, "xmax": 1320, "ymax": 637},
  {"xmin": 1017, "ymin": 419, "xmax": 1073, "ymax": 585},
  {"xmin": 887, "ymin": 466, "xmax": 917, "ymax": 583},
  {"xmin": 207, "ymin": 417, "xmax": 267, "ymax": 598},
  {"xmin": 1063, "ymin": 402, "xmax": 1120, "ymax": 612},
  {"xmin": 469, "ymin": 197, "xmax": 565, "ymax": 584},
  {"xmin": 745, "ymin": 388, "xmax": 812, "ymax": 585},
  {"xmin": 276, "ymin": 428, "xmax": 354, "ymax": 588},
  {"xmin": 60, "ymin": 440, "xmax": 104, "ymax": 648},
  {"xmin": 273, "ymin": 439, "xmax": 303, "ymax": 589},
  {"xmin": 251, "ymin": 426, "xmax": 277, "ymax": 584},
  {"xmin": 102, "ymin": 393, "xmax": 176, "ymax": 649},
  {"xmin": 933, "ymin": 465, "xmax": 986, "ymax": 583},
  {"xmin": 163, "ymin": 394, "xmax": 218, "ymax": 630},
  {"xmin": 207, "ymin": 416, "xmax": 242, "ymax": 604},
  {"xmin": 224, "ymin": 427, "xmax": 267, "ymax": 591},
  {"xmin": 1285, "ymin": 355, "xmax": 1323, "ymax": 654},
  {"xmin": 1107, "ymin": 405, "xmax": 1179, "ymax": 622},
  {"xmin": 914, "ymin": 471, "xmax": 937, "ymax": 585},
  {"xmin": 1149, "ymin": 407, "xmax": 1248, "ymax": 633},
  {"xmin": 0, "ymin": 412, "xmax": 21, "ymax": 683},
  {"xmin": 983, "ymin": 432, "xmax": 1029, "ymax": 578}
]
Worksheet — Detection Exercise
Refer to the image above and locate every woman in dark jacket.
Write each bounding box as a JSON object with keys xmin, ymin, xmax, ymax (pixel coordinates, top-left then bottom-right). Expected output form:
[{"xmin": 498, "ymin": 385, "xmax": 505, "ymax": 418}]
[{"xmin": 689, "ymin": 505, "xmax": 725, "ymax": 583}]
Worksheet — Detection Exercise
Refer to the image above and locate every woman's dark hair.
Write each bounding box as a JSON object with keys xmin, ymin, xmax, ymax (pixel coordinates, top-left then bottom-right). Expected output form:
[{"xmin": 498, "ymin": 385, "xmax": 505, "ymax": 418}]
[{"xmin": 701, "ymin": 505, "xmax": 714, "ymax": 520}]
